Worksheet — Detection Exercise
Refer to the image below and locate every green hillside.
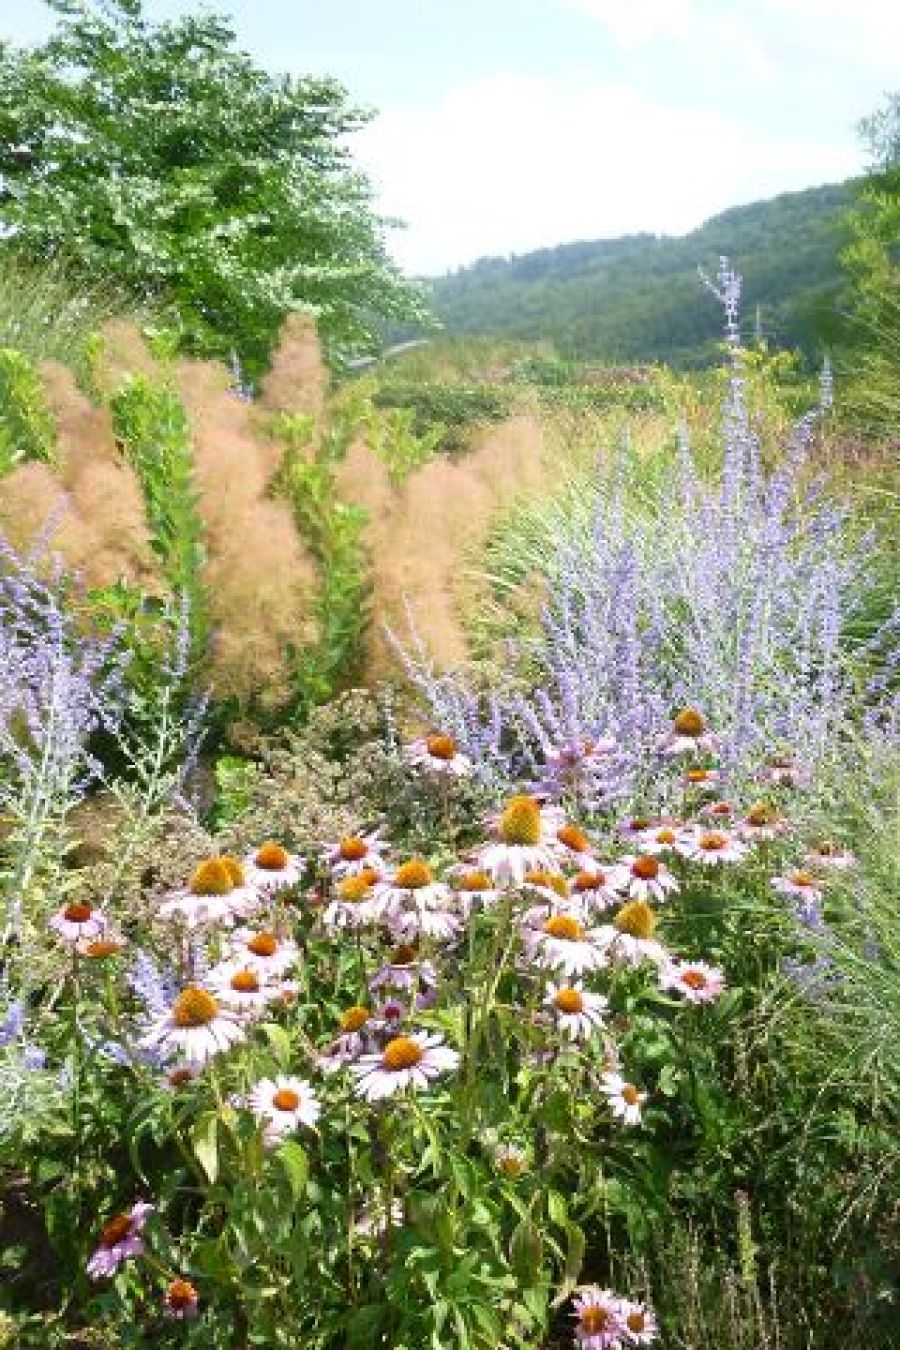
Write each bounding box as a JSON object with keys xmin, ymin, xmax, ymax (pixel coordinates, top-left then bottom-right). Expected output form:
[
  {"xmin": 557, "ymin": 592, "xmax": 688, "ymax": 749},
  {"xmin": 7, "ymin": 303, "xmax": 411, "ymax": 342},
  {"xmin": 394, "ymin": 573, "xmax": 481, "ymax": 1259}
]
[{"xmin": 423, "ymin": 180, "xmax": 856, "ymax": 367}]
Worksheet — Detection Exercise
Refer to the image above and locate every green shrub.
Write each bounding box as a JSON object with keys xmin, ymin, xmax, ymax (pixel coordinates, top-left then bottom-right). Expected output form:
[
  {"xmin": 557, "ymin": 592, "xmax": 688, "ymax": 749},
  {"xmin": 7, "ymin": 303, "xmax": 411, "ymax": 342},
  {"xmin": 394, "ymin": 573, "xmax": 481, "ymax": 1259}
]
[
  {"xmin": 0, "ymin": 348, "xmax": 56, "ymax": 473},
  {"xmin": 270, "ymin": 416, "xmax": 371, "ymax": 711},
  {"xmin": 109, "ymin": 374, "xmax": 206, "ymax": 651},
  {"xmin": 372, "ymin": 380, "xmax": 513, "ymax": 452}
]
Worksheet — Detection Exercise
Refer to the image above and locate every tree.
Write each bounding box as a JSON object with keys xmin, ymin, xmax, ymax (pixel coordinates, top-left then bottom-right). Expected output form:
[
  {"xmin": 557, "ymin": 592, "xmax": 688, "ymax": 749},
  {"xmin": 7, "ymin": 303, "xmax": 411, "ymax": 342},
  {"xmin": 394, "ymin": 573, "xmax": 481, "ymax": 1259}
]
[
  {"xmin": 0, "ymin": 0, "xmax": 426, "ymax": 374},
  {"xmin": 838, "ymin": 93, "xmax": 900, "ymax": 434}
]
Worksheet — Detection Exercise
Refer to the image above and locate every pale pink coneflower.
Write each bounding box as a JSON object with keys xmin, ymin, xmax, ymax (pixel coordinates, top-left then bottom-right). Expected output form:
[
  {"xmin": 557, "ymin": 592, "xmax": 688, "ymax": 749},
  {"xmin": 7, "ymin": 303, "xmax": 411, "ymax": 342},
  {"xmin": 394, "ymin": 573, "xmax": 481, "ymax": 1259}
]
[
  {"xmin": 369, "ymin": 945, "xmax": 437, "ymax": 996},
  {"xmin": 451, "ymin": 869, "xmax": 502, "ymax": 914},
  {"xmin": 322, "ymin": 873, "xmax": 381, "ymax": 931},
  {"xmin": 635, "ymin": 824, "xmax": 683, "ymax": 856},
  {"xmin": 242, "ymin": 841, "xmax": 303, "ymax": 891},
  {"xmin": 678, "ymin": 827, "xmax": 748, "ymax": 866},
  {"xmin": 805, "ymin": 841, "xmax": 856, "ymax": 870},
  {"xmin": 523, "ymin": 912, "xmax": 608, "ymax": 977},
  {"xmin": 682, "ymin": 766, "xmax": 721, "ymax": 792},
  {"xmin": 771, "ymin": 870, "xmax": 824, "ymax": 904},
  {"xmin": 207, "ymin": 963, "xmax": 280, "ymax": 1017},
  {"xmin": 156, "ymin": 860, "xmax": 260, "ymax": 928},
  {"xmin": 660, "ymin": 959, "xmax": 726, "ymax": 1004},
  {"xmin": 223, "ymin": 928, "xmax": 298, "ymax": 977},
  {"xmin": 404, "ymin": 733, "xmax": 473, "ymax": 777},
  {"xmin": 609, "ymin": 855, "xmax": 679, "ymax": 904},
  {"xmin": 85, "ymin": 1202, "xmax": 154, "ymax": 1279},
  {"xmin": 739, "ymin": 803, "xmax": 788, "ymax": 842},
  {"xmin": 164, "ymin": 1278, "xmax": 199, "ymax": 1320},
  {"xmin": 140, "ymin": 988, "xmax": 245, "ymax": 1066},
  {"xmin": 478, "ymin": 795, "xmax": 563, "ymax": 884},
  {"xmin": 351, "ymin": 1031, "xmax": 459, "ymax": 1101},
  {"xmin": 494, "ymin": 1142, "xmax": 529, "ymax": 1178},
  {"xmin": 601, "ymin": 1072, "xmax": 647, "ymax": 1126},
  {"xmin": 569, "ymin": 868, "xmax": 622, "ymax": 915},
  {"xmin": 324, "ymin": 829, "xmax": 390, "ymax": 880},
  {"xmin": 316, "ymin": 1005, "xmax": 375, "ymax": 1074},
  {"xmin": 759, "ymin": 754, "xmax": 810, "ymax": 789},
  {"xmin": 659, "ymin": 707, "xmax": 718, "ymax": 758},
  {"xmin": 246, "ymin": 1075, "xmax": 320, "ymax": 1144},
  {"xmin": 571, "ymin": 1286, "xmax": 626, "ymax": 1348},
  {"xmin": 550, "ymin": 821, "xmax": 597, "ymax": 870},
  {"xmin": 698, "ymin": 798, "xmax": 737, "ymax": 823},
  {"xmin": 617, "ymin": 1298, "xmax": 659, "ymax": 1344},
  {"xmin": 544, "ymin": 982, "xmax": 609, "ymax": 1041},
  {"xmin": 49, "ymin": 901, "xmax": 107, "ymax": 945}
]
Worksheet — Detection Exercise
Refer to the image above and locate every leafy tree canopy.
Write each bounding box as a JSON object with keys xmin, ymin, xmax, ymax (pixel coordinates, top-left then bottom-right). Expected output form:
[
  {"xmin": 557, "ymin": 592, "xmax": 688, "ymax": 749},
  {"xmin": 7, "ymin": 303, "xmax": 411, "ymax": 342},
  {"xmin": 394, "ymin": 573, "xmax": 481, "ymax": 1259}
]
[{"xmin": 0, "ymin": 0, "xmax": 425, "ymax": 375}]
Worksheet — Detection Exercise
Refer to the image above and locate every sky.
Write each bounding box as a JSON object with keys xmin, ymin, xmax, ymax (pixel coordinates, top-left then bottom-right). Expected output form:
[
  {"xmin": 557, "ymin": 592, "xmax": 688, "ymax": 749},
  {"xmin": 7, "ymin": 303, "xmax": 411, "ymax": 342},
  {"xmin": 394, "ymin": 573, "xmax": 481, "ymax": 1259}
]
[{"xmin": 7, "ymin": 0, "xmax": 895, "ymax": 275}]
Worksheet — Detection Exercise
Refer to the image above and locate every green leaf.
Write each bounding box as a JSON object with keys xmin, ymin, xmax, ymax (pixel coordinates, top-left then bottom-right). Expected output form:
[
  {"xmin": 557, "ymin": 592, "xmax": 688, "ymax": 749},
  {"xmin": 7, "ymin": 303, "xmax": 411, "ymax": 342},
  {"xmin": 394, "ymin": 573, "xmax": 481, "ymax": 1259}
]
[
  {"xmin": 510, "ymin": 1218, "xmax": 543, "ymax": 1281},
  {"xmin": 277, "ymin": 1139, "xmax": 309, "ymax": 1200},
  {"xmin": 191, "ymin": 1111, "xmax": 219, "ymax": 1184}
]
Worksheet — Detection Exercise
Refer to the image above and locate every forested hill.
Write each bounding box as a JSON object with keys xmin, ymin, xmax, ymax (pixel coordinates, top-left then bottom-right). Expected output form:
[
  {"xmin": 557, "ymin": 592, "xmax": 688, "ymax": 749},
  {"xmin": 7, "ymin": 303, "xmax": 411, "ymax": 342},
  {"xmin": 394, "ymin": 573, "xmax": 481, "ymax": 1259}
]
[{"xmin": 423, "ymin": 180, "xmax": 856, "ymax": 366}]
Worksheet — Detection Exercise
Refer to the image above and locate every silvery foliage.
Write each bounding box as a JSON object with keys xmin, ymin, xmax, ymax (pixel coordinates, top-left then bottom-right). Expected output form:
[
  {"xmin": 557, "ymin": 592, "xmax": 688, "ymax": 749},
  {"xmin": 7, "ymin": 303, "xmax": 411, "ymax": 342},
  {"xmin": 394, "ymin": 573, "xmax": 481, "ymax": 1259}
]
[
  {"xmin": 0, "ymin": 531, "xmax": 208, "ymax": 946},
  {"xmin": 396, "ymin": 260, "xmax": 900, "ymax": 804}
]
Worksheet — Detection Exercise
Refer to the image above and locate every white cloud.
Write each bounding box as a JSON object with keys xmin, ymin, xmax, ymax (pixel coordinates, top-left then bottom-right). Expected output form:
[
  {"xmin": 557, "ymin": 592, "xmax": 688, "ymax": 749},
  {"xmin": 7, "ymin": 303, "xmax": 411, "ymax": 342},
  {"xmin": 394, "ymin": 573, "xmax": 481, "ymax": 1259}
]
[
  {"xmin": 357, "ymin": 73, "xmax": 859, "ymax": 275},
  {"xmin": 559, "ymin": 0, "xmax": 696, "ymax": 49}
]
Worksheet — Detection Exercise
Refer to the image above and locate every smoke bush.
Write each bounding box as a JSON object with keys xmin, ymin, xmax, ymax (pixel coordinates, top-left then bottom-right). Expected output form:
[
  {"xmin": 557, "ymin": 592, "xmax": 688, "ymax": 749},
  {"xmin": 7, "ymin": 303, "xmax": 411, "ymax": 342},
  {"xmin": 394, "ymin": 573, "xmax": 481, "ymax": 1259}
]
[{"xmin": 397, "ymin": 261, "xmax": 900, "ymax": 802}]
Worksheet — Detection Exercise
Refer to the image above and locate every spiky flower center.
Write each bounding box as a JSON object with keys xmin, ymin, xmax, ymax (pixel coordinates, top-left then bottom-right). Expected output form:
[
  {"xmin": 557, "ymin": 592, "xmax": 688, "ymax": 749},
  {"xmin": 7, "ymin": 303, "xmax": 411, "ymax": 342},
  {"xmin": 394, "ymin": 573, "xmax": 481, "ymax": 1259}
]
[
  {"xmin": 627, "ymin": 816, "xmax": 650, "ymax": 832},
  {"xmin": 338, "ymin": 875, "xmax": 373, "ymax": 903},
  {"xmin": 791, "ymin": 871, "xmax": 816, "ymax": 888},
  {"xmin": 654, "ymin": 828, "xmax": 677, "ymax": 844},
  {"xmin": 230, "ymin": 969, "xmax": 260, "ymax": 993},
  {"xmin": 497, "ymin": 1150, "xmax": 526, "ymax": 1176},
  {"xmin": 172, "ymin": 988, "xmax": 219, "ymax": 1028},
  {"xmin": 707, "ymin": 802, "xmax": 732, "ymax": 817},
  {"xmin": 746, "ymin": 802, "xmax": 776, "ymax": 827},
  {"xmin": 631, "ymin": 856, "xmax": 660, "ymax": 880},
  {"xmin": 581, "ymin": 1304, "xmax": 612, "ymax": 1333},
  {"xmin": 168, "ymin": 1068, "xmax": 194, "ymax": 1087},
  {"xmin": 85, "ymin": 938, "xmax": 121, "ymax": 958},
  {"xmin": 682, "ymin": 969, "xmax": 708, "ymax": 990},
  {"xmin": 247, "ymin": 932, "xmax": 278, "ymax": 957},
  {"xmin": 622, "ymin": 1084, "xmax": 641, "ymax": 1106},
  {"xmin": 543, "ymin": 915, "xmax": 584, "ymax": 941},
  {"xmin": 555, "ymin": 987, "xmax": 584, "ymax": 1014},
  {"xmin": 557, "ymin": 823, "xmax": 589, "ymax": 853},
  {"xmin": 100, "ymin": 1213, "xmax": 133, "ymax": 1248},
  {"xmin": 390, "ymin": 944, "xmax": 417, "ymax": 967},
  {"xmin": 395, "ymin": 859, "xmax": 433, "ymax": 890},
  {"xmin": 614, "ymin": 900, "xmax": 656, "ymax": 939},
  {"xmin": 627, "ymin": 1310, "xmax": 647, "ymax": 1333},
  {"xmin": 63, "ymin": 902, "xmax": 93, "ymax": 923},
  {"xmin": 698, "ymin": 831, "xmax": 728, "ymax": 852},
  {"xmin": 524, "ymin": 869, "xmax": 569, "ymax": 897},
  {"xmin": 458, "ymin": 870, "xmax": 492, "ymax": 891},
  {"xmin": 686, "ymin": 768, "xmax": 712, "ymax": 783},
  {"xmin": 272, "ymin": 1088, "xmax": 301, "ymax": 1112},
  {"xmin": 573, "ymin": 870, "xmax": 606, "ymax": 891},
  {"xmin": 426, "ymin": 733, "xmax": 457, "ymax": 761},
  {"xmin": 340, "ymin": 1005, "xmax": 371, "ymax": 1033},
  {"xmin": 256, "ymin": 841, "xmax": 290, "ymax": 871},
  {"xmin": 220, "ymin": 855, "xmax": 246, "ymax": 887},
  {"xmin": 673, "ymin": 707, "xmax": 706, "ymax": 737},
  {"xmin": 166, "ymin": 1279, "xmax": 197, "ymax": 1311},
  {"xmin": 339, "ymin": 836, "xmax": 368, "ymax": 861},
  {"xmin": 189, "ymin": 859, "xmax": 233, "ymax": 896},
  {"xmin": 499, "ymin": 795, "xmax": 542, "ymax": 846},
  {"xmin": 382, "ymin": 1036, "xmax": 424, "ymax": 1071}
]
